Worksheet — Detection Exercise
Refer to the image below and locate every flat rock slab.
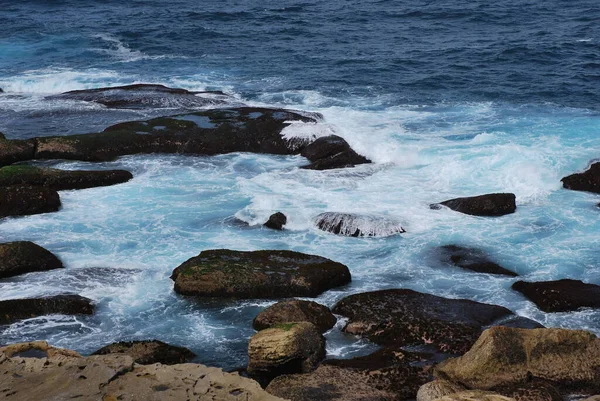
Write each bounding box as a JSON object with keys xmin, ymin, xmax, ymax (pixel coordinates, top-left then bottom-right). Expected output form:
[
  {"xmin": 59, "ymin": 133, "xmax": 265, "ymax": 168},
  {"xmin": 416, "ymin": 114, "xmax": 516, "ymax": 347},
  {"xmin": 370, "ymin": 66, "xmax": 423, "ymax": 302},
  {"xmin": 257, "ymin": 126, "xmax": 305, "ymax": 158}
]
[
  {"xmin": 315, "ymin": 212, "xmax": 405, "ymax": 237},
  {"xmin": 92, "ymin": 340, "xmax": 195, "ymax": 365},
  {"xmin": 0, "ymin": 241, "xmax": 63, "ymax": 278},
  {"xmin": 561, "ymin": 162, "xmax": 600, "ymax": 193},
  {"xmin": 0, "ymin": 185, "xmax": 61, "ymax": 218},
  {"xmin": 432, "ymin": 193, "xmax": 516, "ymax": 216},
  {"xmin": 0, "ymin": 138, "xmax": 35, "ymax": 167},
  {"xmin": 512, "ymin": 279, "xmax": 600, "ymax": 312},
  {"xmin": 171, "ymin": 249, "xmax": 351, "ymax": 298},
  {"xmin": 300, "ymin": 135, "xmax": 371, "ymax": 170},
  {"xmin": 438, "ymin": 245, "xmax": 518, "ymax": 277},
  {"xmin": 0, "ymin": 295, "xmax": 94, "ymax": 325},
  {"xmin": 0, "ymin": 165, "xmax": 133, "ymax": 190},
  {"xmin": 332, "ymin": 289, "xmax": 538, "ymax": 354},
  {"xmin": 253, "ymin": 299, "xmax": 337, "ymax": 333}
]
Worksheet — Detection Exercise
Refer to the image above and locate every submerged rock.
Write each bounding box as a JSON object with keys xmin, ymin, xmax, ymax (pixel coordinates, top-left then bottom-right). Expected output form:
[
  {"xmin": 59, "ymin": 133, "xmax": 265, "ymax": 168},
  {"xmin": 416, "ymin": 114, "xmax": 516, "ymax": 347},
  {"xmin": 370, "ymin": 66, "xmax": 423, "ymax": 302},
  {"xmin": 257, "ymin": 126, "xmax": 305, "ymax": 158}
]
[
  {"xmin": 315, "ymin": 212, "xmax": 405, "ymax": 237},
  {"xmin": 0, "ymin": 295, "xmax": 94, "ymax": 325},
  {"xmin": 92, "ymin": 340, "xmax": 195, "ymax": 365},
  {"xmin": 0, "ymin": 185, "xmax": 61, "ymax": 218},
  {"xmin": 0, "ymin": 341, "xmax": 284, "ymax": 401},
  {"xmin": 47, "ymin": 84, "xmax": 230, "ymax": 109},
  {"xmin": 561, "ymin": 162, "xmax": 600, "ymax": 193},
  {"xmin": 0, "ymin": 137, "xmax": 35, "ymax": 167},
  {"xmin": 0, "ymin": 241, "xmax": 63, "ymax": 278},
  {"xmin": 264, "ymin": 212, "xmax": 287, "ymax": 230},
  {"xmin": 435, "ymin": 327, "xmax": 600, "ymax": 395},
  {"xmin": 332, "ymin": 289, "xmax": 539, "ymax": 354},
  {"xmin": 437, "ymin": 245, "xmax": 518, "ymax": 277},
  {"xmin": 431, "ymin": 193, "xmax": 516, "ymax": 216},
  {"xmin": 248, "ymin": 322, "xmax": 325, "ymax": 384},
  {"xmin": 300, "ymin": 135, "xmax": 371, "ymax": 170},
  {"xmin": 171, "ymin": 249, "xmax": 351, "ymax": 298},
  {"xmin": 0, "ymin": 165, "xmax": 133, "ymax": 190},
  {"xmin": 512, "ymin": 279, "xmax": 600, "ymax": 312},
  {"xmin": 253, "ymin": 299, "xmax": 336, "ymax": 333}
]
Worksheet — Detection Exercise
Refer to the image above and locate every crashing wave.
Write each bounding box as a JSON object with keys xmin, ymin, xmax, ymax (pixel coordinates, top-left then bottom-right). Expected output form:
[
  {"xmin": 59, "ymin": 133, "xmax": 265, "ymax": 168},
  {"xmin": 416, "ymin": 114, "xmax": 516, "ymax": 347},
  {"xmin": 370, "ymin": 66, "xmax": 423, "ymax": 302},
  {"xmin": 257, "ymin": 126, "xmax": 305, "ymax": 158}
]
[{"xmin": 314, "ymin": 212, "xmax": 405, "ymax": 237}]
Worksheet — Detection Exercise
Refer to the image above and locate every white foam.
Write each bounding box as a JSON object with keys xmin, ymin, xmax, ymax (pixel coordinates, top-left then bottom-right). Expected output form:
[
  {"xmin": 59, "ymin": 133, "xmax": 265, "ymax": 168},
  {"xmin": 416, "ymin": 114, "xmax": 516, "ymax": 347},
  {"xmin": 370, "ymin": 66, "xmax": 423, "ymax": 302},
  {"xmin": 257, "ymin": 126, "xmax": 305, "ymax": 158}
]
[{"xmin": 280, "ymin": 121, "xmax": 340, "ymax": 150}]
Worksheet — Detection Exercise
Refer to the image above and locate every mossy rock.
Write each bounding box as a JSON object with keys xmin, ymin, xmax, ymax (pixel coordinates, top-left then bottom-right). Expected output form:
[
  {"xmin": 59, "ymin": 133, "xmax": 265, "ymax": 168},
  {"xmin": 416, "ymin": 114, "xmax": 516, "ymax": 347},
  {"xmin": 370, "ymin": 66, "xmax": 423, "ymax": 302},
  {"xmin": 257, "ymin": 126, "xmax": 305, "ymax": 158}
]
[
  {"xmin": 0, "ymin": 241, "xmax": 63, "ymax": 278},
  {"xmin": 0, "ymin": 138, "xmax": 35, "ymax": 167},
  {"xmin": 0, "ymin": 185, "xmax": 61, "ymax": 218},
  {"xmin": 253, "ymin": 300, "xmax": 337, "ymax": 333}
]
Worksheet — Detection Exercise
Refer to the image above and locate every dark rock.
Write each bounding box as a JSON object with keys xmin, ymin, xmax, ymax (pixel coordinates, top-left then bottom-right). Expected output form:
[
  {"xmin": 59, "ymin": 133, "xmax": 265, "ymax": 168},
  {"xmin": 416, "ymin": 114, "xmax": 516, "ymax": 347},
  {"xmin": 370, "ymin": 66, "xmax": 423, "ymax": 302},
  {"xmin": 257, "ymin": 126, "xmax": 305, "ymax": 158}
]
[
  {"xmin": 0, "ymin": 185, "xmax": 61, "ymax": 218},
  {"xmin": 0, "ymin": 88, "xmax": 3, "ymax": 93},
  {"xmin": 0, "ymin": 138, "xmax": 35, "ymax": 167},
  {"xmin": 561, "ymin": 162, "xmax": 600, "ymax": 193},
  {"xmin": 332, "ymin": 289, "xmax": 539, "ymax": 354},
  {"xmin": 438, "ymin": 245, "xmax": 518, "ymax": 277},
  {"xmin": 92, "ymin": 340, "xmax": 195, "ymax": 365},
  {"xmin": 171, "ymin": 249, "xmax": 351, "ymax": 299},
  {"xmin": 253, "ymin": 300, "xmax": 336, "ymax": 333},
  {"xmin": 0, "ymin": 295, "xmax": 94, "ymax": 325},
  {"xmin": 498, "ymin": 380, "xmax": 563, "ymax": 401},
  {"xmin": 431, "ymin": 193, "xmax": 516, "ymax": 217},
  {"xmin": 47, "ymin": 84, "xmax": 230, "ymax": 109},
  {"xmin": 0, "ymin": 166, "xmax": 133, "ymax": 190},
  {"xmin": 0, "ymin": 241, "xmax": 64, "ymax": 279},
  {"xmin": 35, "ymin": 107, "xmax": 318, "ymax": 162},
  {"xmin": 267, "ymin": 347, "xmax": 434, "ymax": 401},
  {"xmin": 315, "ymin": 212, "xmax": 405, "ymax": 237},
  {"xmin": 264, "ymin": 212, "xmax": 287, "ymax": 230},
  {"xmin": 0, "ymin": 132, "xmax": 5, "ymax": 139},
  {"xmin": 512, "ymin": 279, "xmax": 600, "ymax": 312},
  {"xmin": 300, "ymin": 135, "xmax": 371, "ymax": 170}
]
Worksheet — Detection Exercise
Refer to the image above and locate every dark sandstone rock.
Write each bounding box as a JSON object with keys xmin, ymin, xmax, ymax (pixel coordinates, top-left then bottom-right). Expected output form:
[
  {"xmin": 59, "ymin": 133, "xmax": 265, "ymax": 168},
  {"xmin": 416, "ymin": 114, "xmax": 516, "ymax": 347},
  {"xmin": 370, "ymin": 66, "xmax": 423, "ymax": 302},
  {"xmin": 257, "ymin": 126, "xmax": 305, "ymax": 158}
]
[
  {"xmin": 512, "ymin": 279, "xmax": 600, "ymax": 313},
  {"xmin": 0, "ymin": 185, "xmax": 61, "ymax": 218},
  {"xmin": 0, "ymin": 241, "xmax": 63, "ymax": 279},
  {"xmin": 253, "ymin": 300, "xmax": 336, "ymax": 333},
  {"xmin": 267, "ymin": 347, "xmax": 434, "ymax": 401},
  {"xmin": 0, "ymin": 295, "xmax": 94, "ymax": 325},
  {"xmin": 561, "ymin": 162, "xmax": 600, "ymax": 193},
  {"xmin": 0, "ymin": 165, "xmax": 133, "ymax": 190},
  {"xmin": 438, "ymin": 245, "xmax": 518, "ymax": 277},
  {"xmin": 264, "ymin": 212, "xmax": 287, "ymax": 230},
  {"xmin": 300, "ymin": 135, "xmax": 370, "ymax": 170},
  {"xmin": 92, "ymin": 340, "xmax": 195, "ymax": 365},
  {"xmin": 171, "ymin": 249, "xmax": 351, "ymax": 299},
  {"xmin": 431, "ymin": 193, "xmax": 516, "ymax": 217},
  {"xmin": 315, "ymin": 212, "xmax": 405, "ymax": 237},
  {"xmin": 332, "ymin": 289, "xmax": 539, "ymax": 354},
  {"xmin": 0, "ymin": 137, "xmax": 35, "ymax": 167}
]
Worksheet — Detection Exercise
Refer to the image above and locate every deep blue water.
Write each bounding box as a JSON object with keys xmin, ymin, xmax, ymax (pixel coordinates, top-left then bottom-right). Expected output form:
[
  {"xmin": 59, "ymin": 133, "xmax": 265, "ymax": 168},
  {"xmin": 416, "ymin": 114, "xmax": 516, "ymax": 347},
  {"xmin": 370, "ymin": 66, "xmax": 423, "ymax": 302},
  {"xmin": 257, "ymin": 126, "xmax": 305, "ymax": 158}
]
[{"xmin": 0, "ymin": 0, "xmax": 599, "ymax": 370}]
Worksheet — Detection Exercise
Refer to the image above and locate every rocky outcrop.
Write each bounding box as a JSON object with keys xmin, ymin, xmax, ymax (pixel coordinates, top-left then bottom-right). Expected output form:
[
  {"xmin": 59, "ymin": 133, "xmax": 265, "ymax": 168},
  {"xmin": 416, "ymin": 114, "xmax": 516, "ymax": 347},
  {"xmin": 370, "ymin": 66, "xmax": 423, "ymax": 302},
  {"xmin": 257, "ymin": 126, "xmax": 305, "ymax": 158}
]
[
  {"xmin": 267, "ymin": 347, "xmax": 434, "ymax": 401},
  {"xmin": 417, "ymin": 380, "xmax": 467, "ymax": 401},
  {"xmin": 171, "ymin": 249, "xmax": 351, "ymax": 298},
  {"xmin": 92, "ymin": 340, "xmax": 195, "ymax": 365},
  {"xmin": 0, "ymin": 137, "xmax": 35, "ymax": 167},
  {"xmin": 561, "ymin": 162, "xmax": 600, "ymax": 193},
  {"xmin": 0, "ymin": 341, "xmax": 283, "ymax": 401},
  {"xmin": 248, "ymin": 322, "xmax": 325, "ymax": 384},
  {"xmin": 0, "ymin": 295, "xmax": 94, "ymax": 324},
  {"xmin": 253, "ymin": 299, "xmax": 336, "ymax": 333},
  {"xmin": 434, "ymin": 327, "xmax": 600, "ymax": 395},
  {"xmin": 431, "ymin": 193, "xmax": 516, "ymax": 217},
  {"xmin": 315, "ymin": 212, "xmax": 406, "ymax": 237},
  {"xmin": 0, "ymin": 165, "xmax": 133, "ymax": 190},
  {"xmin": 0, "ymin": 185, "xmax": 61, "ymax": 218},
  {"xmin": 437, "ymin": 245, "xmax": 518, "ymax": 277},
  {"xmin": 431, "ymin": 391, "xmax": 515, "ymax": 401},
  {"xmin": 47, "ymin": 84, "xmax": 230, "ymax": 109},
  {"xmin": 512, "ymin": 279, "xmax": 600, "ymax": 312},
  {"xmin": 264, "ymin": 212, "xmax": 287, "ymax": 230},
  {"xmin": 332, "ymin": 289, "xmax": 540, "ymax": 354},
  {"xmin": 300, "ymin": 135, "xmax": 370, "ymax": 170},
  {"xmin": 0, "ymin": 241, "xmax": 63, "ymax": 278}
]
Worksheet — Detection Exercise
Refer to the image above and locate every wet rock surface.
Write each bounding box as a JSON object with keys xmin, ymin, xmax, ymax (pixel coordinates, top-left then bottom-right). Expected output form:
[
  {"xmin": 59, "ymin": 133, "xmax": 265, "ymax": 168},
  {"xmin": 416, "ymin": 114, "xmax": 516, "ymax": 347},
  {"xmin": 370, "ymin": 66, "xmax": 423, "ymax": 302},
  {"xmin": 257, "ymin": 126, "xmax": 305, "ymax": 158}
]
[
  {"xmin": 432, "ymin": 193, "xmax": 516, "ymax": 217},
  {"xmin": 561, "ymin": 162, "xmax": 600, "ymax": 193},
  {"xmin": 512, "ymin": 279, "xmax": 600, "ymax": 312},
  {"xmin": 264, "ymin": 212, "xmax": 287, "ymax": 230},
  {"xmin": 437, "ymin": 245, "xmax": 518, "ymax": 276},
  {"xmin": 300, "ymin": 135, "xmax": 371, "ymax": 170},
  {"xmin": 315, "ymin": 212, "xmax": 406, "ymax": 237},
  {"xmin": 253, "ymin": 299, "xmax": 337, "ymax": 333},
  {"xmin": 0, "ymin": 185, "xmax": 61, "ymax": 218},
  {"xmin": 0, "ymin": 241, "xmax": 63, "ymax": 278},
  {"xmin": 0, "ymin": 137, "xmax": 35, "ymax": 167},
  {"xmin": 0, "ymin": 295, "xmax": 94, "ymax": 325},
  {"xmin": 92, "ymin": 340, "xmax": 195, "ymax": 365},
  {"xmin": 171, "ymin": 249, "xmax": 351, "ymax": 298}
]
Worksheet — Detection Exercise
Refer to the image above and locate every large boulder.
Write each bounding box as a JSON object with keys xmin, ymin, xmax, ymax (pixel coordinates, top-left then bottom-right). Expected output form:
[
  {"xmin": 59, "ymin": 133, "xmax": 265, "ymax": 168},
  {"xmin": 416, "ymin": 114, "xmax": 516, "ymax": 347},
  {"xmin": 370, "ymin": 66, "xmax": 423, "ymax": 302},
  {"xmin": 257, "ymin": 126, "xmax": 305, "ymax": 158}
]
[
  {"xmin": 431, "ymin": 193, "xmax": 516, "ymax": 217},
  {"xmin": 253, "ymin": 299, "xmax": 336, "ymax": 333},
  {"xmin": 264, "ymin": 212, "xmax": 287, "ymax": 230},
  {"xmin": 0, "ymin": 341, "xmax": 284, "ymax": 401},
  {"xmin": 0, "ymin": 241, "xmax": 63, "ymax": 278},
  {"xmin": 171, "ymin": 249, "xmax": 351, "ymax": 298},
  {"xmin": 332, "ymin": 289, "xmax": 540, "ymax": 354},
  {"xmin": 512, "ymin": 279, "xmax": 600, "ymax": 312},
  {"xmin": 300, "ymin": 135, "xmax": 371, "ymax": 170},
  {"xmin": 561, "ymin": 162, "xmax": 600, "ymax": 193},
  {"xmin": 437, "ymin": 245, "xmax": 518, "ymax": 277},
  {"xmin": 92, "ymin": 340, "xmax": 195, "ymax": 365},
  {"xmin": 0, "ymin": 185, "xmax": 61, "ymax": 218},
  {"xmin": 0, "ymin": 295, "xmax": 94, "ymax": 325},
  {"xmin": 434, "ymin": 327, "xmax": 600, "ymax": 394},
  {"xmin": 0, "ymin": 138, "xmax": 35, "ymax": 167},
  {"xmin": 315, "ymin": 212, "xmax": 405, "ymax": 237},
  {"xmin": 267, "ymin": 347, "xmax": 434, "ymax": 401},
  {"xmin": 0, "ymin": 165, "xmax": 133, "ymax": 190},
  {"xmin": 247, "ymin": 322, "xmax": 325, "ymax": 384}
]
